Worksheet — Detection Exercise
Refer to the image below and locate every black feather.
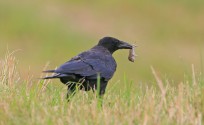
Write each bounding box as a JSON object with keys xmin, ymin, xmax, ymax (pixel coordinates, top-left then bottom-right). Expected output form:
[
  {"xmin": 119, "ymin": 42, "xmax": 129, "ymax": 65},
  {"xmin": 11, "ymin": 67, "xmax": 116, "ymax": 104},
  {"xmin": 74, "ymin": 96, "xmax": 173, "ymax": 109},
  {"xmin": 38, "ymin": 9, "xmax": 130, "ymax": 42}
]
[{"xmin": 43, "ymin": 70, "xmax": 55, "ymax": 73}]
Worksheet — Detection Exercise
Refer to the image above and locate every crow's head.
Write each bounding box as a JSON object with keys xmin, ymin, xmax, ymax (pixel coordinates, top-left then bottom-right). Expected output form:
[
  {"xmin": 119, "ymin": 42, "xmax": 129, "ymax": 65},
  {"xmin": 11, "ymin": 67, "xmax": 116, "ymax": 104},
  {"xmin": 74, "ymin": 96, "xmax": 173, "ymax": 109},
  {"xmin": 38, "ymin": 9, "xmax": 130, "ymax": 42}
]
[{"xmin": 98, "ymin": 36, "xmax": 132, "ymax": 54}]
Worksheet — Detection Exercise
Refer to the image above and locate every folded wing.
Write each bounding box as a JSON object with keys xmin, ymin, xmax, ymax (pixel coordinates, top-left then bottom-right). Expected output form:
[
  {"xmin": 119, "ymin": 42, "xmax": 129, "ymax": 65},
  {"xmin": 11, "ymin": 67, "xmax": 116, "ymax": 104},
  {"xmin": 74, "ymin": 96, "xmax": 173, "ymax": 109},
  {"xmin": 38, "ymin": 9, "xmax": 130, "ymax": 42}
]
[{"xmin": 55, "ymin": 51, "xmax": 116, "ymax": 81}]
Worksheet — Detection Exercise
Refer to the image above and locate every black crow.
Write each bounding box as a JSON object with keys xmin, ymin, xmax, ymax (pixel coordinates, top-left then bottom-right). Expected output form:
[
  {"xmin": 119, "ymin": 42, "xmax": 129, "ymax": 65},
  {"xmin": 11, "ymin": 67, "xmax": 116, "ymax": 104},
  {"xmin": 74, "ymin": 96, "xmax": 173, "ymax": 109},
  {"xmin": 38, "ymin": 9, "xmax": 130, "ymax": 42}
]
[{"xmin": 43, "ymin": 36, "xmax": 133, "ymax": 98}]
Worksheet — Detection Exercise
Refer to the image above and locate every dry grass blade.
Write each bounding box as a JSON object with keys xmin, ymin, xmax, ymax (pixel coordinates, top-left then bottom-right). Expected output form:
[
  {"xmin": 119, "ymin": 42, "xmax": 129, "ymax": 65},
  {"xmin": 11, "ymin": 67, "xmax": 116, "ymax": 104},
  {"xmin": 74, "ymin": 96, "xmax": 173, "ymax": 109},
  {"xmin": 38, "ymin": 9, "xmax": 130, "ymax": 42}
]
[
  {"xmin": 143, "ymin": 113, "xmax": 148, "ymax": 125},
  {"xmin": 37, "ymin": 62, "xmax": 52, "ymax": 95},
  {"xmin": 192, "ymin": 64, "xmax": 196, "ymax": 86},
  {"xmin": 0, "ymin": 50, "xmax": 21, "ymax": 87},
  {"xmin": 151, "ymin": 66, "xmax": 167, "ymax": 109},
  {"xmin": 177, "ymin": 82, "xmax": 184, "ymax": 124}
]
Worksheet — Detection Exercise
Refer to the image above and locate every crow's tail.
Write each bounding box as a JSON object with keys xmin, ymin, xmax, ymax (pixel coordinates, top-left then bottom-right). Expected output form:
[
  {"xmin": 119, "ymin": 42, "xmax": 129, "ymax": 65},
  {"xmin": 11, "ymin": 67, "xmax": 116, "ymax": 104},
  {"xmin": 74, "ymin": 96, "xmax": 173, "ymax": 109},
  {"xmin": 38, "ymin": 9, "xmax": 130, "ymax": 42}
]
[
  {"xmin": 42, "ymin": 73, "xmax": 60, "ymax": 79},
  {"xmin": 43, "ymin": 70, "xmax": 55, "ymax": 73},
  {"xmin": 42, "ymin": 70, "xmax": 58, "ymax": 79}
]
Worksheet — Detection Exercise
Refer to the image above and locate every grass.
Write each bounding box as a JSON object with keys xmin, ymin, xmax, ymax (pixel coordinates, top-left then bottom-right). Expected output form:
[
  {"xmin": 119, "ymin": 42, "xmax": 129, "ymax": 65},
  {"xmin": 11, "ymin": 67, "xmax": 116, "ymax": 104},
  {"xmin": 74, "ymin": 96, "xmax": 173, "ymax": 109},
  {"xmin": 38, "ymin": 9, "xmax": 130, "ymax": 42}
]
[{"xmin": 0, "ymin": 52, "xmax": 203, "ymax": 125}]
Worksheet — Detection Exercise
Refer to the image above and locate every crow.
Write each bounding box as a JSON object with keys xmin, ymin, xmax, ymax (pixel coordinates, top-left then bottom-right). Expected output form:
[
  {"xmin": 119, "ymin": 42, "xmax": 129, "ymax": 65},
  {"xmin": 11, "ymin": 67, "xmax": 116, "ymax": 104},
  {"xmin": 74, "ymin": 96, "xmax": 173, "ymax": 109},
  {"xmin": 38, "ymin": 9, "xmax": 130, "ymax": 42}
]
[{"xmin": 43, "ymin": 36, "xmax": 133, "ymax": 99}]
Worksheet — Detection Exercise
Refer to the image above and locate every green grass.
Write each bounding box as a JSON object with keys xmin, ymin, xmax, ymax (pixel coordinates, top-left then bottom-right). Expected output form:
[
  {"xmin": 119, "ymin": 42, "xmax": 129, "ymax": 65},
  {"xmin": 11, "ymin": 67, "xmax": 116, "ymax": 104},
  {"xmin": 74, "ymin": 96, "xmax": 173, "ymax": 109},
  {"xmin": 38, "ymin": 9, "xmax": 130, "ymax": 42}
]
[{"xmin": 0, "ymin": 52, "xmax": 203, "ymax": 125}]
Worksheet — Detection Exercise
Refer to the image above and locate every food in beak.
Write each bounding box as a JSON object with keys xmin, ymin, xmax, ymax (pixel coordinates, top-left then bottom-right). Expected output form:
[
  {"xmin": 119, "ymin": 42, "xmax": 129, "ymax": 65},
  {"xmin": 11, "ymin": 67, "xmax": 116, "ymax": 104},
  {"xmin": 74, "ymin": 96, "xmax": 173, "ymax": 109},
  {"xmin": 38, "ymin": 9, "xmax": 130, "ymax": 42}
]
[{"xmin": 128, "ymin": 44, "xmax": 137, "ymax": 62}]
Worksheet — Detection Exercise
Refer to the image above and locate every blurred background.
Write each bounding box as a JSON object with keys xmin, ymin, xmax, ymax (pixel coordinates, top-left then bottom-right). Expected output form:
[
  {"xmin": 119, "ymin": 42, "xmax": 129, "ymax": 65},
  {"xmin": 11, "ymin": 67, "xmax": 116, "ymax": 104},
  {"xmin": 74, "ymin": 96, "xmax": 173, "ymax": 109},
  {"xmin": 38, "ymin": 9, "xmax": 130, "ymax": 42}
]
[{"xmin": 0, "ymin": 0, "xmax": 204, "ymax": 83}]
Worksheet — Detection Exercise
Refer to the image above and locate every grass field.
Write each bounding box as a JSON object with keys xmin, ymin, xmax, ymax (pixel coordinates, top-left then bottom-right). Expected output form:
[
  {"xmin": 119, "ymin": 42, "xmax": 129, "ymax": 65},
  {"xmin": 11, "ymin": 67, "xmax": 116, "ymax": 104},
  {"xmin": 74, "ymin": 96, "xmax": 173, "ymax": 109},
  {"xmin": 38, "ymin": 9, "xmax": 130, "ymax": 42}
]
[
  {"xmin": 0, "ymin": 51, "xmax": 203, "ymax": 125},
  {"xmin": 0, "ymin": 0, "xmax": 204, "ymax": 125}
]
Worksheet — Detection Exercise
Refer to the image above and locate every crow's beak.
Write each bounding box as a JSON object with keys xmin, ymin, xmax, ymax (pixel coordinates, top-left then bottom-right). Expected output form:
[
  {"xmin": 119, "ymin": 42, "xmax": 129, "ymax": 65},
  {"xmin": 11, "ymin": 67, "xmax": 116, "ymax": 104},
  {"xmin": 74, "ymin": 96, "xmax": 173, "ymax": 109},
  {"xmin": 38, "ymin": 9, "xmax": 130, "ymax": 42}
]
[{"xmin": 118, "ymin": 41, "xmax": 133, "ymax": 49}]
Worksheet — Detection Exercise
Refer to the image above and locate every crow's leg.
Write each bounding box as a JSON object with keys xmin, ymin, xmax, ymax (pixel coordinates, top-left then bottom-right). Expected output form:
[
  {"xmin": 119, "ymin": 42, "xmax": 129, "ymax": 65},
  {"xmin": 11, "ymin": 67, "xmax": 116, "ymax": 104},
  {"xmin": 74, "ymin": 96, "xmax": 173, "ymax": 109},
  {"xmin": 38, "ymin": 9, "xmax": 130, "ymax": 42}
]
[
  {"xmin": 98, "ymin": 82, "xmax": 107, "ymax": 107},
  {"xmin": 66, "ymin": 88, "xmax": 76, "ymax": 100},
  {"xmin": 91, "ymin": 81, "xmax": 108, "ymax": 97},
  {"xmin": 99, "ymin": 81, "xmax": 108, "ymax": 97},
  {"xmin": 93, "ymin": 81, "xmax": 108, "ymax": 107},
  {"xmin": 66, "ymin": 82, "xmax": 76, "ymax": 101}
]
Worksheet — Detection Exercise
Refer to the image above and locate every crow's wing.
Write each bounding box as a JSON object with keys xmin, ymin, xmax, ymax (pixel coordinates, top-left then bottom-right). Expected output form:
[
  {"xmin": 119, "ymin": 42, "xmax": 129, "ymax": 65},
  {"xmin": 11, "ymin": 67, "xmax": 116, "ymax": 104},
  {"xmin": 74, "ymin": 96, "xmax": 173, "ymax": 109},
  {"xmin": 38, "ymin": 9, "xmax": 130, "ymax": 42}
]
[
  {"xmin": 55, "ymin": 57, "xmax": 96, "ymax": 76},
  {"xmin": 55, "ymin": 50, "xmax": 116, "ymax": 80}
]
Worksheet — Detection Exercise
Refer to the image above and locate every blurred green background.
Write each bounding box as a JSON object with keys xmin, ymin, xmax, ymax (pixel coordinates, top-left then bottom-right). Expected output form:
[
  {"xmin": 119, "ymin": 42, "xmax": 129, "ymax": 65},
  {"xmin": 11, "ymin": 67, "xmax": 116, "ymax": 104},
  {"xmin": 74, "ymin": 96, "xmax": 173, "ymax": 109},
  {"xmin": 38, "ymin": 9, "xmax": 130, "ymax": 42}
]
[{"xmin": 0, "ymin": 0, "xmax": 204, "ymax": 83}]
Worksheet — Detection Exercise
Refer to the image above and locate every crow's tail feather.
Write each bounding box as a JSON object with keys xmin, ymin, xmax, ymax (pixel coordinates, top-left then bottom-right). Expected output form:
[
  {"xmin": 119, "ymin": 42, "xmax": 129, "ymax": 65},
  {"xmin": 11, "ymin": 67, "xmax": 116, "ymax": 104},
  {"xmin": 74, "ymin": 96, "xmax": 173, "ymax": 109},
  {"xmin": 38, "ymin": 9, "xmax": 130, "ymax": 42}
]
[
  {"xmin": 43, "ymin": 76, "xmax": 56, "ymax": 79},
  {"xmin": 42, "ymin": 73, "xmax": 60, "ymax": 79},
  {"xmin": 43, "ymin": 70, "xmax": 55, "ymax": 73}
]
